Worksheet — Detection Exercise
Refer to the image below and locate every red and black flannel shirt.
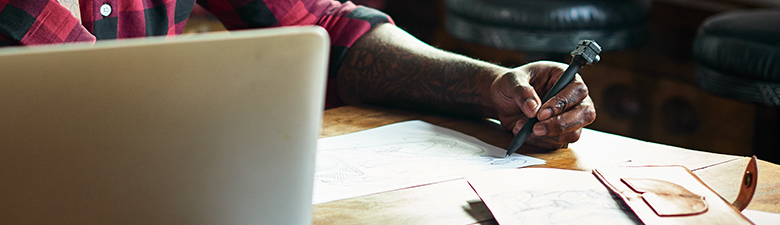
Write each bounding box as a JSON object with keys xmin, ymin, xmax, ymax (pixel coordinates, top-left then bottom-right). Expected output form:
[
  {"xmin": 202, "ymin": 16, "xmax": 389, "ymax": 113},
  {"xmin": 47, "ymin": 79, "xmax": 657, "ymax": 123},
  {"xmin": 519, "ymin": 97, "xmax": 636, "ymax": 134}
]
[{"xmin": 0, "ymin": 0, "xmax": 393, "ymax": 107}]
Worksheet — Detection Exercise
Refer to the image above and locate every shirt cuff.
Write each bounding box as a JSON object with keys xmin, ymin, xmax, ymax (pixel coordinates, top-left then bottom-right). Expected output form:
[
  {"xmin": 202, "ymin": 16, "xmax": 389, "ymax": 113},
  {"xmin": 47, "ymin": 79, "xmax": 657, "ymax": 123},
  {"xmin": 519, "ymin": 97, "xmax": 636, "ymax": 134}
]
[{"xmin": 319, "ymin": 4, "xmax": 394, "ymax": 77}]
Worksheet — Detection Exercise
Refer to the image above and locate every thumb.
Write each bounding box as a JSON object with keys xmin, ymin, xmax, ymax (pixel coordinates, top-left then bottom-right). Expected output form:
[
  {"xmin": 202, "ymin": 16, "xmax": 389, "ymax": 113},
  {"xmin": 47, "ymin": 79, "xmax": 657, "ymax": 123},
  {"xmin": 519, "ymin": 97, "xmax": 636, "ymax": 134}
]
[{"xmin": 495, "ymin": 72, "xmax": 541, "ymax": 118}]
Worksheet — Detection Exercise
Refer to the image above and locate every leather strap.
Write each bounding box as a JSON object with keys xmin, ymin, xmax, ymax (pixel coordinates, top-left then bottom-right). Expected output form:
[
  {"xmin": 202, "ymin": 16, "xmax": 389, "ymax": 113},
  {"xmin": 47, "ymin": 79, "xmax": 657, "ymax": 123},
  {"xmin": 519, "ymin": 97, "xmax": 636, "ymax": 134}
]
[
  {"xmin": 593, "ymin": 165, "xmax": 754, "ymax": 225},
  {"xmin": 733, "ymin": 156, "xmax": 758, "ymax": 211}
]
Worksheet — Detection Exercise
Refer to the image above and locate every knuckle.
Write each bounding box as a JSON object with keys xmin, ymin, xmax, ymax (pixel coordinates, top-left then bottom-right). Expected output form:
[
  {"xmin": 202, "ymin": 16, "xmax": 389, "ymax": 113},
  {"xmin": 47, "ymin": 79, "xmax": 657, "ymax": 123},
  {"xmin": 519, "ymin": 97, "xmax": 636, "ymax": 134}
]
[
  {"xmin": 549, "ymin": 117, "xmax": 566, "ymax": 134},
  {"xmin": 564, "ymin": 132, "xmax": 582, "ymax": 143},
  {"xmin": 574, "ymin": 84, "xmax": 589, "ymax": 97},
  {"xmin": 582, "ymin": 107, "xmax": 597, "ymax": 124}
]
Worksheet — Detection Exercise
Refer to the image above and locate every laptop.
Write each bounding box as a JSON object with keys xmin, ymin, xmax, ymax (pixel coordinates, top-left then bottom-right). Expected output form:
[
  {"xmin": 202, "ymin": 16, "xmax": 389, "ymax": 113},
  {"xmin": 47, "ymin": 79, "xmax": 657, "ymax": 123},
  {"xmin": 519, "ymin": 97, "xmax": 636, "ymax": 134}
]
[{"xmin": 0, "ymin": 26, "xmax": 328, "ymax": 225}]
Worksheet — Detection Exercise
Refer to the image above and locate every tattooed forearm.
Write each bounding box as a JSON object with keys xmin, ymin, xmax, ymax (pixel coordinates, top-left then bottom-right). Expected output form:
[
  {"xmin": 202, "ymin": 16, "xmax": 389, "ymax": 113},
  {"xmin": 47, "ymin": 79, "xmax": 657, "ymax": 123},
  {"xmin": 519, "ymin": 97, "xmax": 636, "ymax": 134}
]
[{"xmin": 337, "ymin": 24, "xmax": 506, "ymax": 117}]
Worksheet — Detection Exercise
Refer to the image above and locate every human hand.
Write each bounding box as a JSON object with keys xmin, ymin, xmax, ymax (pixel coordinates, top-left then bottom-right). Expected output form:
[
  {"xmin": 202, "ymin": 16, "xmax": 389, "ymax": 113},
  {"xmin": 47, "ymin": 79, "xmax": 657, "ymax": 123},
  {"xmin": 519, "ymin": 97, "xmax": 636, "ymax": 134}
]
[{"xmin": 490, "ymin": 61, "xmax": 596, "ymax": 149}]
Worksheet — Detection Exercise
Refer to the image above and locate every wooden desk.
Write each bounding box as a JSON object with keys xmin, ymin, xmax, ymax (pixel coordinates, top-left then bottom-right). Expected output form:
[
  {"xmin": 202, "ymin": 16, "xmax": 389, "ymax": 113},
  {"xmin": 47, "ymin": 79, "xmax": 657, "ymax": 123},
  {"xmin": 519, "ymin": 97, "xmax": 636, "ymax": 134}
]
[{"xmin": 313, "ymin": 105, "xmax": 780, "ymax": 224}]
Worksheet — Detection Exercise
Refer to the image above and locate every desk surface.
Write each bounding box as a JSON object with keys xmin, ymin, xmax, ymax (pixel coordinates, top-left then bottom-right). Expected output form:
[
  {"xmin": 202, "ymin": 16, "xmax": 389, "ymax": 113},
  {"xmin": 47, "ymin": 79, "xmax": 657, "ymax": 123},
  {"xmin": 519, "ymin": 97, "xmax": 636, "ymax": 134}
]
[{"xmin": 313, "ymin": 105, "xmax": 780, "ymax": 225}]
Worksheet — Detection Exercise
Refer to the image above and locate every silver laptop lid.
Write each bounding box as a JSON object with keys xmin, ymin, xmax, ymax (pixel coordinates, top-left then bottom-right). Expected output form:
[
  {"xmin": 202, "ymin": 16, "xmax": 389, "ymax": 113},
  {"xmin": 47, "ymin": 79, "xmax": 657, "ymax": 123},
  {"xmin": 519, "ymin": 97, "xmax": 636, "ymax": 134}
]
[{"xmin": 0, "ymin": 26, "xmax": 328, "ymax": 225}]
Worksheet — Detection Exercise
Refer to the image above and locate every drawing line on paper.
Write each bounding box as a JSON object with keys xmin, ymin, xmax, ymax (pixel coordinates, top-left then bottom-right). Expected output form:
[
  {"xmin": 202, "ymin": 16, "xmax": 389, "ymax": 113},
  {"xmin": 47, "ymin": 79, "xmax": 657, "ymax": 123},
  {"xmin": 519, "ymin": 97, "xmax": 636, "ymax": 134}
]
[
  {"xmin": 489, "ymin": 189, "xmax": 641, "ymax": 225},
  {"xmin": 321, "ymin": 134, "xmax": 488, "ymax": 157},
  {"xmin": 315, "ymin": 135, "xmax": 528, "ymax": 186}
]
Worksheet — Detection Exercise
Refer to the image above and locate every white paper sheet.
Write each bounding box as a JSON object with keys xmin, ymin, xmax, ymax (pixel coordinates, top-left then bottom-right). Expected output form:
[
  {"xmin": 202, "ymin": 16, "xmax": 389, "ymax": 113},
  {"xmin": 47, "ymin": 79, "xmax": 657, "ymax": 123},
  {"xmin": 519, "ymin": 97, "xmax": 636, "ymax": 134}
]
[
  {"xmin": 467, "ymin": 168, "xmax": 642, "ymax": 225},
  {"xmin": 312, "ymin": 120, "xmax": 545, "ymax": 204},
  {"xmin": 743, "ymin": 209, "xmax": 780, "ymax": 225}
]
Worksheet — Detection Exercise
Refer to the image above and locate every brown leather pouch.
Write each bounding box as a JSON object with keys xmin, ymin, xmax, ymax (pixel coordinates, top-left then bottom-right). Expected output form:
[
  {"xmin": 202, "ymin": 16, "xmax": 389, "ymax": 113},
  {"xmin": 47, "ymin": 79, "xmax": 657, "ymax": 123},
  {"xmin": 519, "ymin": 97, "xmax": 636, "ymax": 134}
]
[{"xmin": 592, "ymin": 156, "xmax": 757, "ymax": 225}]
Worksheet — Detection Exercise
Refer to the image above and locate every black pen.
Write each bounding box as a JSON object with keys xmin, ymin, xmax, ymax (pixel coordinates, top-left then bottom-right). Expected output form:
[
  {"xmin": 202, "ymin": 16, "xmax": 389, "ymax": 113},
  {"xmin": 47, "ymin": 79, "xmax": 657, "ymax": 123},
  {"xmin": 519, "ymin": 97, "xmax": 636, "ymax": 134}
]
[{"xmin": 505, "ymin": 40, "xmax": 601, "ymax": 157}]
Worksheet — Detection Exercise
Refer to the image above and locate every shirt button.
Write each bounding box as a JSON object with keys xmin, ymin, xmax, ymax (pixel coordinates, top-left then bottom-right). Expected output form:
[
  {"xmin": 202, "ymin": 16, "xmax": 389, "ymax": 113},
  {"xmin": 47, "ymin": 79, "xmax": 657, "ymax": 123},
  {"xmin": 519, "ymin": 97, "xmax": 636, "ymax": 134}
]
[{"xmin": 100, "ymin": 4, "xmax": 112, "ymax": 17}]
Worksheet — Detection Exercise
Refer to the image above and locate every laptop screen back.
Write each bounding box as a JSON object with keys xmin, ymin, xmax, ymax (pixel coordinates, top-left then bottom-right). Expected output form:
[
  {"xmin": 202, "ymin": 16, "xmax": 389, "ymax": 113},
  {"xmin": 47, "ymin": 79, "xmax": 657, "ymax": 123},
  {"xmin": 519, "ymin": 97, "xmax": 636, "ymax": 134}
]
[{"xmin": 0, "ymin": 26, "xmax": 328, "ymax": 225}]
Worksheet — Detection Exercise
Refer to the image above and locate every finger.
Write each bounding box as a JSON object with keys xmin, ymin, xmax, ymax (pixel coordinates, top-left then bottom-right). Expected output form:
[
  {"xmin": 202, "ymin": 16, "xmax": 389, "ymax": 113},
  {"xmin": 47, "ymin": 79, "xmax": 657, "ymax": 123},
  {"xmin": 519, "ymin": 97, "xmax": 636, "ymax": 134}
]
[
  {"xmin": 495, "ymin": 112, "xmax": 524, "ymax": 132},
  {"xmin": 537, "ymin": 76, "xmax": 589, "ymax": 121},
  {"xmin": 525, "ymin": 128, "xmax": 583, "ymax": 149},
  {"xmin": 561, "ymin": 128, "xmax": 583, "ymax": 143},
  {"xmin": 533, "ymin": 99, "xmax": 596, "ymax": 137},
  {"xmin": 524, "ymin": 135, "xmax": 566, "ymax": 149},
  {"xmin": 506, "ymin": 116, "xmax": 529, "ymax": 134},
  {"xmin": 520, "ymin": 97, "xmax": 540, "ymax": 119}
]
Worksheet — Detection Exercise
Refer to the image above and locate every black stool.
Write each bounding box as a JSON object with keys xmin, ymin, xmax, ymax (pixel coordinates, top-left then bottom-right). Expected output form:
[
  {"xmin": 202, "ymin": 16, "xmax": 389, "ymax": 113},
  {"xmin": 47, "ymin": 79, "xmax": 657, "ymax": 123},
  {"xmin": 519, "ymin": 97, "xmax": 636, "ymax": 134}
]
[
  {"xmin": 444, "ymin": 0, "xmax": 651, "ymax": 59},
  {"xmin": 693, "ymin": 10, "xmax": 780, "ymax": 163}
]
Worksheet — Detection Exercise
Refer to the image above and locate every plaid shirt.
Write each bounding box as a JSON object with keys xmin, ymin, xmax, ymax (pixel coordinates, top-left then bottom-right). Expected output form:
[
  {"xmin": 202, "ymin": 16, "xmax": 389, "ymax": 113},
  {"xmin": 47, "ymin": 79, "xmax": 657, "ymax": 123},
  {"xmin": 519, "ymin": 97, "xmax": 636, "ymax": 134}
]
[{"xmin": 0, "ymin": 0, "xmax": 393, "ymax": 107}]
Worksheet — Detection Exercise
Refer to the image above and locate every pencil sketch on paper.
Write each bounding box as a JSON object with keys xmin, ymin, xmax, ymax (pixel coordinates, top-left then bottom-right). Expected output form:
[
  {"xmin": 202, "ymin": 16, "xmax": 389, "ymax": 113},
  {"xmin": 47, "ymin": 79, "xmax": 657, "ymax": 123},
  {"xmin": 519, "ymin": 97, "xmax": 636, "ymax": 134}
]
[
  {"xmin": 327, "ymin": 134, "xmax": 487, "ymax": 157},
  {"xmin": 487, "ymin": 189, "xmax": 639, "ymax": 225},
  {"xmin": 311, "ymin": 120, "xmax": 545, "ymax": 204},
  {"xmin": 315, "ymin": 134, "xmax": 530, "ymax": 185},
  {"xmin": 467, "ymin": 168, "xmax": 642, "ymax": 225},
  {"xmin": 315, "ymin": 154, "xmax": 365, "ymax": 184}
]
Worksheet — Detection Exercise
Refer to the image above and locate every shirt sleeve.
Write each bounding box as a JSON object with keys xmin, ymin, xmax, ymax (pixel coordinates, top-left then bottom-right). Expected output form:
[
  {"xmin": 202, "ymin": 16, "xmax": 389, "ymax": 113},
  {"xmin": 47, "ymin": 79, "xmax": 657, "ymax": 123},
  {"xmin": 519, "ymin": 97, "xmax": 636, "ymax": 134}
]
[
  {"xmin": 197, "ymin": 0, "xmax": 394, "ymax": 107},
  {"xmin": 196, "ymin": 0, "xmax": 393, "ymax": 74},
  {"xmin": 0, "ymin": 0, "xmax": 96, "ymax": 46}
]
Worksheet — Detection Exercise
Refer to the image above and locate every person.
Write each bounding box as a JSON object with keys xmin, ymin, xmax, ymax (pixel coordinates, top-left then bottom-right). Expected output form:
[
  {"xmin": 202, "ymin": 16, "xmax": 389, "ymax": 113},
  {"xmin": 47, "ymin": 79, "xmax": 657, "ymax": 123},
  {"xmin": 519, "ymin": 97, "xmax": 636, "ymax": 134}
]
[{"xmin": 0, "ymin": 0, "xmax": 595, "ymax": 150}]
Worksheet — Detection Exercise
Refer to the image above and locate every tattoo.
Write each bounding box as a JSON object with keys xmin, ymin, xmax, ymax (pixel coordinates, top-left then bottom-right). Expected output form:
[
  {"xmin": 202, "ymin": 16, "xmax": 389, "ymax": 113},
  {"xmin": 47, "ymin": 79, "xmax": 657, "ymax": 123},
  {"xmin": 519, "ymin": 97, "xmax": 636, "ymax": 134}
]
[
  {"xmin": 338, "ymin": 26, "xmax": 497, "ymax": 117},
  {"xmin": 564, "ymin": 119, "xmax": 585, "ymax": 130}
]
